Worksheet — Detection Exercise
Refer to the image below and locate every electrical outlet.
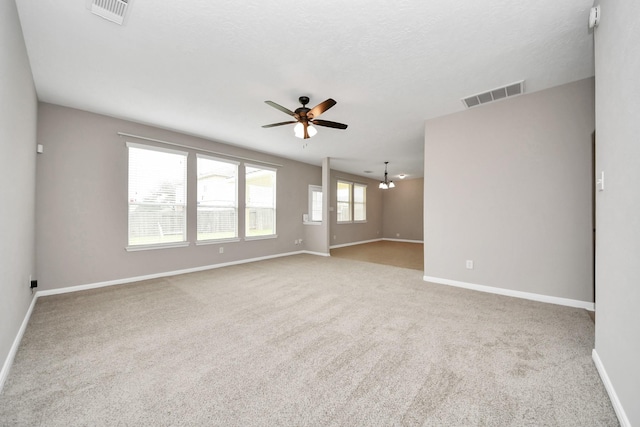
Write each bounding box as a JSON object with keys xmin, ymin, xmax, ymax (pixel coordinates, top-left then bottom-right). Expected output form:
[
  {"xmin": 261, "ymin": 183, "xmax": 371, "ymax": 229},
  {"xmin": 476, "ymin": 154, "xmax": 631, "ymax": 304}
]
[
  {"xmin": 466, "ymin": 260, "xmax": 474, "ymax": 269},
  {"xmin": 396, "ymin": 233, "xmax": 400, "ymax": 237},
  {"xmin": 219, "ymin": 247, "xmax": 224, "ymax": 254},
  {"xmin": 597, "ymin": 171, "xmax": 604, "ymax": 192}
]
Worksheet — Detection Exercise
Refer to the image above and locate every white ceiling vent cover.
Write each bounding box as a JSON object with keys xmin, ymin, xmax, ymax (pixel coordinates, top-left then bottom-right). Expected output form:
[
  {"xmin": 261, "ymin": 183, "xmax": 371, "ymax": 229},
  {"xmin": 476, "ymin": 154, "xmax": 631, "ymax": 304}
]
[
  {"xmin": 462, "ymin": 81, "xmax": 524, "ymax": 109},
  {"xmin": 91, "ymin": 0, "xmax": 129, "ymax": 25}
]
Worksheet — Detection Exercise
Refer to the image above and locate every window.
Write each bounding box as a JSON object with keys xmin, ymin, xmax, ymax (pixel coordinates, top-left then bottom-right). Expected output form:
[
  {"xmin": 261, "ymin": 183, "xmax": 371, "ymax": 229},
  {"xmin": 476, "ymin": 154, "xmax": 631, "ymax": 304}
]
[
  {"xmin": 354, "ymin": 183, "xmax": 367, "ymax": 221},
  {"xmin": 197, "ymin": 155, "xmax": 238, "ymax": 241},
  {"xmin": 127, "ymin": 143, "xmax": 187, "ymax": 248},
  {"xmin": 308, "ymin": 185, "xmax": 323, "ymax": 222},
  {"xmin": 245, "ymin": 165, "xmax": 276, "ymax": 237},
  {"xmin": 336, "ymin": 181, "xmax": 352, "ymax": 222},
  {"xmin": 337, "ymin": 180, "xmax": 367, "ymax": 223}
]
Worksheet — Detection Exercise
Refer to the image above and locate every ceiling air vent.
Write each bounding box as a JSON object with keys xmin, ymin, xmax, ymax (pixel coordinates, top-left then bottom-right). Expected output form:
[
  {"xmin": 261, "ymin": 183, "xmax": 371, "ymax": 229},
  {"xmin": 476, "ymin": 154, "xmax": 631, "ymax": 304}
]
[
  {"xmin": 91, "ymin": 0, "xmax": 129, "ymax": 25},
  {"xmin": 462, "ymin": 81, "xmax": 524, "ymax": 109}
]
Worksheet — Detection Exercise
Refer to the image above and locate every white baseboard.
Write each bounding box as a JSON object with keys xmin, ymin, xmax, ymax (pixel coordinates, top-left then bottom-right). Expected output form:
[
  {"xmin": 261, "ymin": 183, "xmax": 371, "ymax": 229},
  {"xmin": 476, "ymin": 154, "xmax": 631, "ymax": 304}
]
[
  {"xmin": 422, "ymin": 275, "xmax": 595, "ymax": 311},
  {"xmin": 0, "ymin": 294, "xmax": 38, "ymax": 393},
  {"xmin": 382, "ymin": 238, "xmax": 424, "ymax": 243},
  {"xmin": 330, "ymin": 238, "xmax": 382, "ymax": 249},
  {"xmin": 592, "ymin": 349, "xmax": 630, "ymax": 427},
  {"xmin": 302, "ymin": 250, "xmax": 330, "ymax": 257},
  {"xmin": 37, "ymin": 250, "xmax": 309, "ymax": 297}
]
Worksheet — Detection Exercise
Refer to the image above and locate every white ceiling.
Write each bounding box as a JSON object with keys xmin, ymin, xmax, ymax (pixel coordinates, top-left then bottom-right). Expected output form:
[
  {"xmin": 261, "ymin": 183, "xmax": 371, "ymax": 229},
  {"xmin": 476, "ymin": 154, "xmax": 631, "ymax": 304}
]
[{"xmin": 15, "ymin": 0, "xmax": 595, "ymax": 179}]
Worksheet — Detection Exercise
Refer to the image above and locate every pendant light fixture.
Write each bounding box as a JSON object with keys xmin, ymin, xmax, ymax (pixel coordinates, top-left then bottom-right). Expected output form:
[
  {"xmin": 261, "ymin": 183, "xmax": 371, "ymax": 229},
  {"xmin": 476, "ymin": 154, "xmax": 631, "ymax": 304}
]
[{"xmin": 379, "ymin": 162, "xmax": 395, "ymax": 189}]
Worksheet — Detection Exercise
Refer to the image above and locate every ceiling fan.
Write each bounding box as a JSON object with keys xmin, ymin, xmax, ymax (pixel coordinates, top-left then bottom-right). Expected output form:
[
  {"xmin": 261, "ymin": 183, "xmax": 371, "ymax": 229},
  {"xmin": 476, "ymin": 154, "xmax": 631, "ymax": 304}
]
[{"xmin": 262, "ymin": 96, "xmax": 348, "ymax": 139}]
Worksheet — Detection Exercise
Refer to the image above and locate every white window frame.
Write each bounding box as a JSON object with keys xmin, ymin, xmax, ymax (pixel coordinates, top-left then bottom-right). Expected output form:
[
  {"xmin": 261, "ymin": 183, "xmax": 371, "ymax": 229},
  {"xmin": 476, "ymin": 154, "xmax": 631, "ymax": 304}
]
[
  {"xmin": 126, "ymin": 142, "xmax": 189, "ymax": 251},
  {"xmin": 336, "ymin": 180, "xmax": 367, "ymax": 224},
  {"xmin": 196, "ymin": 154, "xmax": 240, "ymax": 244},
  {"xmin": 245, "ymin": 163, "xmax": 277, "ymax": 239},
  {"xmin": 306, "ymin": 185, "xmax": 323, "ymax": 224}
]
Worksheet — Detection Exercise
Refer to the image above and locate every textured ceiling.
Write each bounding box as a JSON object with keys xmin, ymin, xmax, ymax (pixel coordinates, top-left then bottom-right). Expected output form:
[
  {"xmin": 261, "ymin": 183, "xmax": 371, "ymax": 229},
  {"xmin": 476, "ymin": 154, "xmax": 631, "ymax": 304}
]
[{"xmin": 15, "ymin": 0, "xmax": 595, "ymax": 179}]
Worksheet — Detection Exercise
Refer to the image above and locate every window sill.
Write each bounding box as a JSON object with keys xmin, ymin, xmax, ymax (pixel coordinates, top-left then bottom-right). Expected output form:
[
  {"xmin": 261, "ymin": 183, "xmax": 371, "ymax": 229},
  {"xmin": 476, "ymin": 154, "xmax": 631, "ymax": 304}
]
[
  {"xmin": 196, "ymin": 237, "xmax": 241, "ymax": 246},
  {"xmin": 244, "ymin": 234, "xmax": 278, "ymax": 241},
  {"xmin": 126, "ymin": 241, "xmax": 190, "ymax": 252},
  {"xmin": 303, "ymin": 221, "xmax": 322, "ymax": 226}
]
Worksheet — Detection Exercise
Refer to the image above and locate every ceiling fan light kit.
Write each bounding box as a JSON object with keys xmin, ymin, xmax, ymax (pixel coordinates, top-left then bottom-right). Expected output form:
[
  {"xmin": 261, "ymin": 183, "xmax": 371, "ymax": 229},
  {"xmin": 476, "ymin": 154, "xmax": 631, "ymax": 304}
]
[
  {"xmin": 262, "ymin": 96, "xmax": 348, "ymax": 140},
  {"xmin": 294, "ymin": 123, "xmax": 317, "ymax": 139}
]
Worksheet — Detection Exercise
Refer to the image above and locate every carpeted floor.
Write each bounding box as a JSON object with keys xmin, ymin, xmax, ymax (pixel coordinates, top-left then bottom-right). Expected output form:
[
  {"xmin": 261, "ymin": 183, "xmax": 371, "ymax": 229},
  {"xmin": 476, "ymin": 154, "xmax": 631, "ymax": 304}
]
[
  {"xmin": 331, "ymin": 240, "xmax": 423, "ymax": 270},
  {"xmin": 0, "ymin": 255, "xmax": 617, "ymax": 426}
]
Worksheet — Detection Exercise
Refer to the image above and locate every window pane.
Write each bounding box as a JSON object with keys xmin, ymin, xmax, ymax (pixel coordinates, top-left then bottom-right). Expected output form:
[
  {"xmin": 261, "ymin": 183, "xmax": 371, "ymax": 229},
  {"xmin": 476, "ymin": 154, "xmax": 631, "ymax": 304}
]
[
  {"xmin": 311, "ymin": 188, "xmax": 323, "ymax": 222},
  {"xmin": 354, "ymin": 184, "xmax": 365, "ymax": 203},
  {"xmin": 246, "ymin": 165, "xmax": 276, "ymax": 236},
  {"xmin": 128, "ymin": 205, "xmax": 186, "ymax": 245},
  {"xmin": 354, "ymin": 184, "xmax": 366, "ymax": 221},
  {"xmin": 128, "ymin": 145, "xmax": 187, "ymax": 246},
  {"xmin": 337, "ymin": 181, "xmax": 352, "ymax": 222},
  {"xmin": 337, "ymin": 181, "xmax": 351, "ymax": 203},
  {"xmin": 197, "ymin": 156, "xmax": 238, "ymax": 241}
]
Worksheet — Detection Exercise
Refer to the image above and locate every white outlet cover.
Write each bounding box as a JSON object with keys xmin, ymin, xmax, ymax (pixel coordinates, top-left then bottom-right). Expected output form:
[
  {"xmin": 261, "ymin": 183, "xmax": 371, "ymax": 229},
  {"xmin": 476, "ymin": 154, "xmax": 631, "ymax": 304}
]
[{"xmin": 597, "ymin": 171, "xmax": 604, "ymax": 192}]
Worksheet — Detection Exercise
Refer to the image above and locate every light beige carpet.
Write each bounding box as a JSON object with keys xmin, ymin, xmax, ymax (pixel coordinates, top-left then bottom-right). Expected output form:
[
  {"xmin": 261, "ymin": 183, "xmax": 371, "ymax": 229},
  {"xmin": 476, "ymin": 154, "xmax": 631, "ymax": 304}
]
[{"xmin": 0, "ymin": 255, "xmax": 617, "ymax": 426}]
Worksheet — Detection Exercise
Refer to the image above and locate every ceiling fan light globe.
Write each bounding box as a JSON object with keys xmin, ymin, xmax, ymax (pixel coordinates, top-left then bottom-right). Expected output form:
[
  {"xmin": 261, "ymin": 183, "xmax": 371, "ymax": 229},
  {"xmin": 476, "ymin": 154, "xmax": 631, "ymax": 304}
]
[
  {"xmin": 307, "ymin": 125, "xmax": 318, "ymax": 137},
  {"xmin": 294, "ymin": 123, "xmax": 305, "ymax": 138}
]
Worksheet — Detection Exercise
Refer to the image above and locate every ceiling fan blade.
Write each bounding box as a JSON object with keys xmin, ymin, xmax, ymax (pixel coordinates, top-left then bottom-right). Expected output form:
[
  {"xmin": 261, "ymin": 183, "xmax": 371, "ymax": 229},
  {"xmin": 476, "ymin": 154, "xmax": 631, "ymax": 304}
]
[
  {"xmin": 311, "ymin": 119, "xmax": 348, "ymax": 130},
  {"xmin": 308, "ymin": 98, "xmax": 337, "ymax": 119},
  {"xmin": 265, "ymin": 101, "xmax": 296, "ymax": 117},
  {"xmin": 262, "ymin": 121, "xmax": 297, "ymax": 128}
]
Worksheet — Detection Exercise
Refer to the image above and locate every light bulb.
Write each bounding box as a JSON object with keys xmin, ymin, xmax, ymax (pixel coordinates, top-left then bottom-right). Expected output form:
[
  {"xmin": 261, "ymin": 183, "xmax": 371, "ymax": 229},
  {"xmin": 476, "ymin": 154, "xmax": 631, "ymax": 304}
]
[{"xmin": 294, "ymin": 123, "xmax": 317, "ymax": 139}]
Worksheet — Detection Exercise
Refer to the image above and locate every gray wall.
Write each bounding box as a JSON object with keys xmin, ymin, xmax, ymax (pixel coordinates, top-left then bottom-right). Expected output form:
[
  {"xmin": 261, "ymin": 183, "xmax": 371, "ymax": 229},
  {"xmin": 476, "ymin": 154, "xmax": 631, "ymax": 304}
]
[
  {"xmin": 382, "ymin": 178, "xmax": 423, "ymax": 241},
  {"xmin": 35, "ymin": 103, "xmax": 321, "ymax": 290},
  {"xmin": 0, "ymin": 0, "xmax": 38, "ymax": 386},
  {"xmin": 594, "ymin": 1, "xmax": 640, "ymax": 424},
  {"xmin": 423, "ymin": 78, "xmax": 594, "ymax": 302},
  {"xmin": 330, "ymin": 170, "xmax": 383, "ymax": 246}
]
